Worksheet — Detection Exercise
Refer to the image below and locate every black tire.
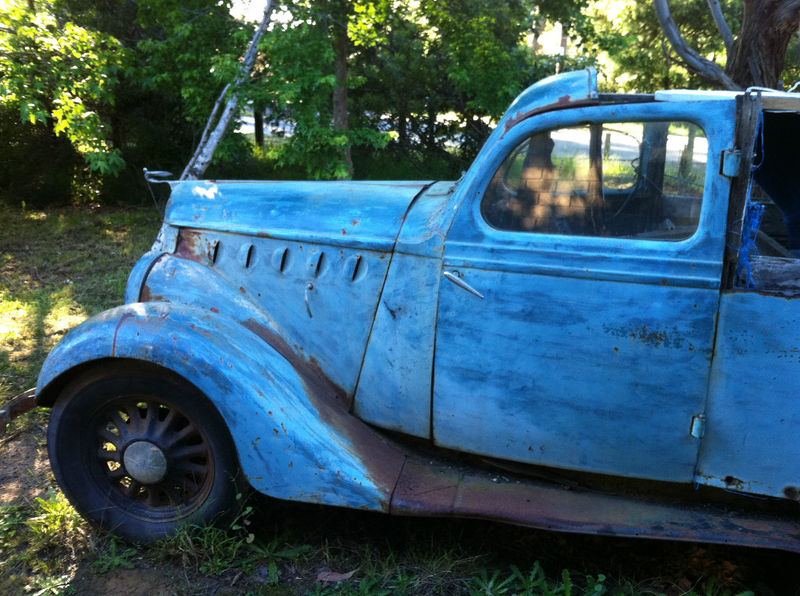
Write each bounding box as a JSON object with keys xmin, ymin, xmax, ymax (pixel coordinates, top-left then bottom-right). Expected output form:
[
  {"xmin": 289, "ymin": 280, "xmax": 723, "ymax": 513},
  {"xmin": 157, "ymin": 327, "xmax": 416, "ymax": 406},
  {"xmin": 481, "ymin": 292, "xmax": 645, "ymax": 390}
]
[{"xmin": 48, "ymin": 363, "xmax": 241, "ymax": 542}]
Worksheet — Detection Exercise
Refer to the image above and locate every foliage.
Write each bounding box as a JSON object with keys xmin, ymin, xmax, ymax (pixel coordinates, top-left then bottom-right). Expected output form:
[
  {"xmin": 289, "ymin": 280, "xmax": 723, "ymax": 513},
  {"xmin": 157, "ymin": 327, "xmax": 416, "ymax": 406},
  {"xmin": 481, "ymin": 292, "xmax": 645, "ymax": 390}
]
[
  {"xmin": 90, "ymin": 539, "xmax": 137, "ymax": 574},
  {"xmin": 0, "ymin": 0, "xmax": 127, "ymax": 176},
  {"xmin": 255, "ymin": 1, "xmax": 390, "ymax": 179},
  {"xmin": 586, "ymin": 0, "xmax": 741, "ymax": 92}
]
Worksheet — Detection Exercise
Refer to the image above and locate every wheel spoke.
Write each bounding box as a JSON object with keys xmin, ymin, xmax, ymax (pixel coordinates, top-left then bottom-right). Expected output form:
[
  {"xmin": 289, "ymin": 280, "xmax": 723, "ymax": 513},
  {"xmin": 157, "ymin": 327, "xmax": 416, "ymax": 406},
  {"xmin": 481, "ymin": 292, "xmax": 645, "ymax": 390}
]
[
  {"xmin": 171, "ymin": 461, "xmax": 207, "ymax": 474},
  {"xmin": 143, "ymin": 404, "xmax": 164, "ymax": 436},
  {"xmin": 165, "ymin": 422, "xmax": 199, "ymax": 448},
  {"xmin": 151, "ymin": 408, "xmax": 177, "ymax": 441},
  {"xmin": 98, "ymin": 427, "xmax": 121, "ymax": 445},
  {"xmin": 170, "ymin": 443, "xmax": 208, "ymax": 460},
  {"xmin": 109, "ymin": 409, "xmax": 130, "ymax": 433},
  {"xmin": 97, "ymin": 446, "xmax": 121, "ymax": 462},
  {"xmin": 143, "ymin": 487, "xmax": 164, "ymax": 507},
  {"xmin": 179, "ymin": 477, "xmax": 202, "ymax": 496},
  {"xmin": 107, "ymin": 467, "xmax": 127, "ymax": 480},
  {"xmin": 163, "ymin": 485, "xmax": 185, "ymax": 506},
  {"xmin": 123, "ymin": 478, "xmax": 142, "ymax": 498}
]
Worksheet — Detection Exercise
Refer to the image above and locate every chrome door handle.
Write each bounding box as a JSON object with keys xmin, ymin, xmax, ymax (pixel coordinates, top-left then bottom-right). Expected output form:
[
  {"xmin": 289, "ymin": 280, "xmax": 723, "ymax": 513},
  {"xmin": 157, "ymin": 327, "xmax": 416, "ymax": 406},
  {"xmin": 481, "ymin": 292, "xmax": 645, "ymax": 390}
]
[{"xmin": 443, "ymin": 270, "xmax": 484, "ymax": 299}]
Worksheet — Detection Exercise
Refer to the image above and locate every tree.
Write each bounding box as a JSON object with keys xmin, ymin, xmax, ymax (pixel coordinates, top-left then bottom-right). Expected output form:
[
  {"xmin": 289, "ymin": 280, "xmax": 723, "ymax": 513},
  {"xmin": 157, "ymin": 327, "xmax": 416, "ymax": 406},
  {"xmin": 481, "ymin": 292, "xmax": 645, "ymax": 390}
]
[
  {"xmin": 257, "ymin": 1, "xmax": 389, "ymax": 180},
  {"xmin": 586, "ymin": 0, "xmax": 735, "ymax": 92},
  {"xmin": 654, "ymin": 0, "xmax": 800, "ymax": 89},
  {"xmin": 0, "ymin": 0, "xmax": 127, "ymax": 175}
]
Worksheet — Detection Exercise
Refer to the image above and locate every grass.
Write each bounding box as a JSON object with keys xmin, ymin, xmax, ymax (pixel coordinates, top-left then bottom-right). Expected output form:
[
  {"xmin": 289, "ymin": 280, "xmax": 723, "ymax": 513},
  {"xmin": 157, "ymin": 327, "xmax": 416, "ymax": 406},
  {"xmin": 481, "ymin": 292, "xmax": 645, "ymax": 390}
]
[{"xmin": 0, "ymin": 203, "xmax": 794, "ymax": 595}]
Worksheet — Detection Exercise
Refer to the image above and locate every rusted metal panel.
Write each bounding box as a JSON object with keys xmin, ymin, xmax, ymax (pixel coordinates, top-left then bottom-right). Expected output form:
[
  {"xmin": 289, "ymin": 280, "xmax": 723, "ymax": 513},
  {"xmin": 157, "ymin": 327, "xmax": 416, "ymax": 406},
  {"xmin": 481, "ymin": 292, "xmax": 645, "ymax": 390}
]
[
  {"xmin": 0, "ymin": 388, "xmax": 36, "ymax": 436},
  {"xmin": 393, "ymin": 181, "xmax": 460, "ymax": 257},
  {"xmin": 391, "ymin": 458, "xmax": 800, "ymax": 553},
  {"xmin": 500, "ymin": 67, "xmax": 599, "ymax": 133},
  {"xmin": 433, "ymin": 268, "xmax": 719, "ymax": 481}
]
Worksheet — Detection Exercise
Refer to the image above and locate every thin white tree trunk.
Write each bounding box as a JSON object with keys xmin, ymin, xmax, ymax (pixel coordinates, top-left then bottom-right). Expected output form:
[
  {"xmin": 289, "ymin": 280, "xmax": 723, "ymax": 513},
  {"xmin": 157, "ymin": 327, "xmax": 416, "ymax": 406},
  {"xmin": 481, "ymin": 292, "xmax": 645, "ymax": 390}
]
[{"xmin": 181, "ymin": 1, "xmax": 275, "ymax": 180}]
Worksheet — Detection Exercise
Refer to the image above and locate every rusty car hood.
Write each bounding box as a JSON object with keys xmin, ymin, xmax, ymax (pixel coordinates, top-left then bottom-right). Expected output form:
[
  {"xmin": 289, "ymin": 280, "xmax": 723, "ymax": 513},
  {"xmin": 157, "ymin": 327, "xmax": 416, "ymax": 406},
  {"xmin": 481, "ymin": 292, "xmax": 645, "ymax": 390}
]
[{"xmin": 165, "ymin": 180, "xmax": 436, "ymax": 251}]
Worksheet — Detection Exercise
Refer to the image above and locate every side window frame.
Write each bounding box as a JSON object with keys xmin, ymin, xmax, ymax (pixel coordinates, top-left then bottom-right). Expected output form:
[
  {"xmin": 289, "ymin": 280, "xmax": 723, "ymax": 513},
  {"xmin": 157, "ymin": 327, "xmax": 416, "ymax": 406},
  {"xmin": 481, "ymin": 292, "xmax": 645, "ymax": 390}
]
[{"xmin": 479, "ymin": 119, "xmax": 708, "ymax": 242}]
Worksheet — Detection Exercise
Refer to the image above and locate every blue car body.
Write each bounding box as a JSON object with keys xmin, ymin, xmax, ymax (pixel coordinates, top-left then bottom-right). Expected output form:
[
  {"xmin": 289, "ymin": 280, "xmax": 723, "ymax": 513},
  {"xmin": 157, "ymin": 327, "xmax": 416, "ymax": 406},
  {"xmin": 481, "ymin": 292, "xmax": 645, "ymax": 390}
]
[{"xmin": 33, "ymin": 69, "xmax": 800, "ymax": 551}]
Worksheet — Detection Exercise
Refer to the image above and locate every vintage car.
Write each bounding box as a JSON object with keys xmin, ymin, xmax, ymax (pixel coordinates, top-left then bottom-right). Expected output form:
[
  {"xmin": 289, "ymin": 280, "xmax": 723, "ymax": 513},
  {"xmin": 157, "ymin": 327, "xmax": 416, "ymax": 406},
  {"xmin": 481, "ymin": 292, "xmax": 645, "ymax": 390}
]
[{"xmin": 3, "ymin": 68, "xmax": 800, "ymax": 550}]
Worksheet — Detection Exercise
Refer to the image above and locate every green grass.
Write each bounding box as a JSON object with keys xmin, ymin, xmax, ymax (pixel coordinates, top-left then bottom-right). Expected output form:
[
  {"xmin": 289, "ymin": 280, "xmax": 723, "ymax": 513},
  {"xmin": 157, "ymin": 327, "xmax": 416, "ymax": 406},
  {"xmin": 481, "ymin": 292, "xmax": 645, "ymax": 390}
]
[
  {"xmin": 0, "ymin": 204, "xmax": 161, "ymax": 404},
  {"xmin": 0, "ymin": 204, "xmax": 792, "ymax": 595}
]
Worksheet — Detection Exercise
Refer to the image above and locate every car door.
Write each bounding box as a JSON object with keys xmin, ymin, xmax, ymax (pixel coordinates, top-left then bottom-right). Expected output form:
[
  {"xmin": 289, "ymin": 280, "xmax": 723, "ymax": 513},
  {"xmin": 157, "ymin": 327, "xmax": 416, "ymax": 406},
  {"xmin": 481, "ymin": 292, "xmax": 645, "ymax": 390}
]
[{"xmin": 432, "ymin": 100, "xmax": 737, "ymax": 483}]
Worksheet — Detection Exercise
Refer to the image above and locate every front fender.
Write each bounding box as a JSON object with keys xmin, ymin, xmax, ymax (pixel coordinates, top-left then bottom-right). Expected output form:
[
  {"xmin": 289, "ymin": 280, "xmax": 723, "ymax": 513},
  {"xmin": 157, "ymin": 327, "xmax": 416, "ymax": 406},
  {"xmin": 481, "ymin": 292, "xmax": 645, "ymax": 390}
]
[{"xmin": 37, "ymin": 302, "xmax": 406, "ymax": 511}]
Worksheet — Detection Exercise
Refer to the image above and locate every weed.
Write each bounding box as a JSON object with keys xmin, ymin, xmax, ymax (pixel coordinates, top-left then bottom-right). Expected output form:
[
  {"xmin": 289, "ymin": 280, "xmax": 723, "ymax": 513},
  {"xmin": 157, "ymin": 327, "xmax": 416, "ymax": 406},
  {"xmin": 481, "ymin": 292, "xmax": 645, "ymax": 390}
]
[
  {"xmin": 469, "ymin": 568, "xmax": 518, "ymax": 595},
  {"xmin": 465, "ymin": 562, "xmax": 610, "ymax": 596},
  {"xmin": 0, "ymin": 502, "xmax": 26, "ymax": 543},
  {"xmin": 26, "ymin": 490, "xmax": 83, "ymax": 545},
  {"xmin": 158, "ymin": 522, "xmax": 247, "ymax": 576},
  {"xmin": 24, "ymin": 573, "xmax": 75, "ymax": 596},
  {"xmin": 91, "ymin": 538, "xmax": 137, "ymax": 574}
]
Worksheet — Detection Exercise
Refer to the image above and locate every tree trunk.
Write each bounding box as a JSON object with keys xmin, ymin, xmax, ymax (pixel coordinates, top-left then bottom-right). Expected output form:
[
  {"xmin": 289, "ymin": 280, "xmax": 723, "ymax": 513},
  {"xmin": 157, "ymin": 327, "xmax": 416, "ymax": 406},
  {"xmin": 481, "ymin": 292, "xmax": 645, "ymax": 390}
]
[
  {"xmin": 725, "ymin": 0, "xmax": 800, "ymax": 88},
  {"xmin": 332, "ymin": 0, "xmax": 352, "ymax": 179},
  {"xmin": 254, "ymin": 103, "xmax": 264, "ymax": 148}
]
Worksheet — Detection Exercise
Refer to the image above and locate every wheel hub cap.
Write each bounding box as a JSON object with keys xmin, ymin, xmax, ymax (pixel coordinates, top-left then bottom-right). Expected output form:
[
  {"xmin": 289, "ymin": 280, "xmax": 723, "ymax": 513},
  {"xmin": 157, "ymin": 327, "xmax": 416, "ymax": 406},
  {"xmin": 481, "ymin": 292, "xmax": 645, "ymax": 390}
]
[{"xmin": 123, "ymin": 440, "xmax": 168, "ymax": 484}]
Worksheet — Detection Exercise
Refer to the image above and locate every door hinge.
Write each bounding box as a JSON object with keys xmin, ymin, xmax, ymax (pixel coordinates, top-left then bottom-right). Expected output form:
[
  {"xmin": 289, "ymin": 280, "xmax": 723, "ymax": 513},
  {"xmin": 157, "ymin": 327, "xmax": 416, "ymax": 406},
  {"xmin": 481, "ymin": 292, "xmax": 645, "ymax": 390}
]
[
  {"xmin": 690, "ymin": 414, "xmax": 706, "ymax": 439},
  {"xmin": 721, "ymin": 149, "xmax": 742, "ymax": 178}
]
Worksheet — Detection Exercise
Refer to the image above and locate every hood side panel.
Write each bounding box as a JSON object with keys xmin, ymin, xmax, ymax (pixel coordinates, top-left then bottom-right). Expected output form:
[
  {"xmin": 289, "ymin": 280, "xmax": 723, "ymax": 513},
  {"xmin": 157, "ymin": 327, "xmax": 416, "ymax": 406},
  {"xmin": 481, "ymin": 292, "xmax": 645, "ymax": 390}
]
[
  {"xmin": 146, "ymin": 231, "xmax": 391, "ymax": 396},
  {"xmin": 166, "ymin": 180, "xmax": 433, "ymax": 251}
]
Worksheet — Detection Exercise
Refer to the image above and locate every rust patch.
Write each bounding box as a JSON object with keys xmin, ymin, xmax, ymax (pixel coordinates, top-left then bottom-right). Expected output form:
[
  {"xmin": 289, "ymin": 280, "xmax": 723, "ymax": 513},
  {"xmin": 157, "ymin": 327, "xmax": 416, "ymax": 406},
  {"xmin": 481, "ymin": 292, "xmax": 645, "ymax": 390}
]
[
  {"xmin": 391, "ymin": 458, "xmax": 800, "ymax": 554},
  {"xmin": 239, "ymin": 286, "xmax": 246, "ymax": 294},
  {"xmin": 351, "ymin": 218, "xmax": 361, "ymax": 226},
  {"xmin": 503, "ymin": 97, "xmax": 599, "ymax": 133},
  {"xmin": 724, "ymin": 476, "xmax": 745, "ymax": 490},
  {"xmin": 342, "ymin": 228, "xmax": 348, "ymax": 235},
  {"xmin": 175, "ymin": 229, "xmax": 204, "ymax": 261},
  {"xmin": 603, "ymin": 324, "xmax": 675, "ymax": 348},
  {"xmin": 241, "ymin": 318, "xmax": 407, "ymax": 503},
  {"xmin": 630, "ymin": 326, "xmax": 668, "ymax": 347}
]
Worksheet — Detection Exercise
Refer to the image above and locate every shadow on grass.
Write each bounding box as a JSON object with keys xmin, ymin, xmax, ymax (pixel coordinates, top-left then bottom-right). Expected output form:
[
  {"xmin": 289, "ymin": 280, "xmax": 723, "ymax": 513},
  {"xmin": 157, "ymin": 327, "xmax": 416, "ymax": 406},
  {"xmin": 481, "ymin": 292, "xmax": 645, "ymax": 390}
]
[{"xmin": 0, "ymin": 205, "xmax": 161, "ymax": 403}]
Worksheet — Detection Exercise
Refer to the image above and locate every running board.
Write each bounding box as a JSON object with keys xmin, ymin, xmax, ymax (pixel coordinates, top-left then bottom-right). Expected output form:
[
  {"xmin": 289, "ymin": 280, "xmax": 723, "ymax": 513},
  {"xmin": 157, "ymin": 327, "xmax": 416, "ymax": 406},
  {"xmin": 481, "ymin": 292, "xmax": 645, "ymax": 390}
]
[{"xmin": 391, "ymin": 458, "xmax": 800, "ymax": 553}]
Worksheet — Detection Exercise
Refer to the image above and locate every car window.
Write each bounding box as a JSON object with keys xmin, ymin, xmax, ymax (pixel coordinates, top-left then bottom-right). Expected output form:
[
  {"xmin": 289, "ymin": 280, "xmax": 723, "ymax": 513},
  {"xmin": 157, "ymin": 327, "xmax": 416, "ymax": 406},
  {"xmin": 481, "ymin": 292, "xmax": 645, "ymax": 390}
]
[{"xmin": 481, "ymin": 121, "xmax": 707, "ymax": 240}]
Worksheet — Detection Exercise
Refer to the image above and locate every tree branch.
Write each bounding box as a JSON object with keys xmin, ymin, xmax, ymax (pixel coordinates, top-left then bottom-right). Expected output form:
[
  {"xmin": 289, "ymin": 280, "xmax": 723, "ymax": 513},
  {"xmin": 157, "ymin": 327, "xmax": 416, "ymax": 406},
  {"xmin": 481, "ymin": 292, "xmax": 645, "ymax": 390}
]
[
  {"xmin": 181, "ymin": 0, "xmax": 275, "ymax": 180},
  {"xmin": 706, "ymin": 0, "xmax": 734, "ymax": 53},
  {"xmin": 776, "ymin": 0, "xmax": 800, "ymax": 23},
  {"xmin": 654, "ymin": 0, "xmax": 740, "ymax": 90}
]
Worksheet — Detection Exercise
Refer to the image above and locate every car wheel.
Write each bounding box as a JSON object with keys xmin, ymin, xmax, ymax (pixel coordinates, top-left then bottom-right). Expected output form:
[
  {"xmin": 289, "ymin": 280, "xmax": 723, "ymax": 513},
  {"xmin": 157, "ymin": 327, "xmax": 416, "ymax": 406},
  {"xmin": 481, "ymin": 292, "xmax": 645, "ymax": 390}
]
[{"xmin": 48, "ymin": 363, "xmax": 240, "ymax": 542}]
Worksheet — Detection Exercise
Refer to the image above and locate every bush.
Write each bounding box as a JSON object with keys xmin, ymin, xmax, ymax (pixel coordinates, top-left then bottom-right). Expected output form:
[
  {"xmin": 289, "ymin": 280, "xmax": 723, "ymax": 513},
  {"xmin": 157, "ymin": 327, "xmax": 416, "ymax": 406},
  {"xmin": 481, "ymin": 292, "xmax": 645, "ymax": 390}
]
[{"xmin": 0, "ymin": 106, "xmax": 80, "ymax": 207}]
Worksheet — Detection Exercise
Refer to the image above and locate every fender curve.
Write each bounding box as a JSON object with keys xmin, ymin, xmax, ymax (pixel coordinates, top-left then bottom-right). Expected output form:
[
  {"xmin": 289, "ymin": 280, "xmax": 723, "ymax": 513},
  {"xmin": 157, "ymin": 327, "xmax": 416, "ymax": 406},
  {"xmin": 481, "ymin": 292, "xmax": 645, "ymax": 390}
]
[{"xmin": 37, "ymin": 302, "xmax": 406, "ymax": 511}]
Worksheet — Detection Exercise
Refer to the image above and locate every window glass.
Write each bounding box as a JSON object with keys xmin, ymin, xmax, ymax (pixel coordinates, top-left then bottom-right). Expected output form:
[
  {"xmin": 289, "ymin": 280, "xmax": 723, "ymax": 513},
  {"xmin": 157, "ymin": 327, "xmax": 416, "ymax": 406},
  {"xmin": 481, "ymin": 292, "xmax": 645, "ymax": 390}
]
[{"xmin": 481, "ymin": 121, "xmax": 707, "ymax": 240}]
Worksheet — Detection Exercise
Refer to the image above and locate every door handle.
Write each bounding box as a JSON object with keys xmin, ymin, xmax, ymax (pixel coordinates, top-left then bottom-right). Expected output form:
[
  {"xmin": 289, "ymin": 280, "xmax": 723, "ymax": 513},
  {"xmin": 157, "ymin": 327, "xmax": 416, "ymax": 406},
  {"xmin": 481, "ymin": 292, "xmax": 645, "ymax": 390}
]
[{"xmin": 443, "ymin": 270, "xmax": 484, "ymax": 299}]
